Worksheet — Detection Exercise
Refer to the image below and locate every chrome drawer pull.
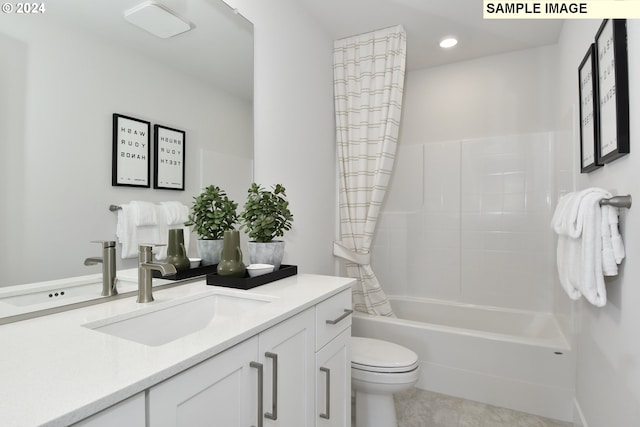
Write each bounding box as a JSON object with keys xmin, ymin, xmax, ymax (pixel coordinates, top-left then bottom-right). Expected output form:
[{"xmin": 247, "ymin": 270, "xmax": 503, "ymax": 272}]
[
  {"xmin": 319, "ymin": 367, "xmax": 331, "ymax": 419},
  {"xmin": 265, "ymin": 352, "xmax": 278, "ymax": 420},
  {"xmin": 250, "ymin": 361, "xmax": 264, "ymax": 427},
  {"xmin": 326, "ymin": 309, "xmax": 353, "ymax": 325}
]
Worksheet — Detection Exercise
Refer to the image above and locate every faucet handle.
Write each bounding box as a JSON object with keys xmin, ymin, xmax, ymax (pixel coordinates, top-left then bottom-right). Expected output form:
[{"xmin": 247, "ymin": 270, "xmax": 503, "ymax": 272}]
[
  {"xmin": 138, "ymin": 243, "xmax": 165, "ymax": 252},
  {"xmin": 91, "ymin": 240, "xmax": 116, "ymax": 248},
  {"xmin": 138, "ymin": 243, "xmax": 166, "ymax": 262}
]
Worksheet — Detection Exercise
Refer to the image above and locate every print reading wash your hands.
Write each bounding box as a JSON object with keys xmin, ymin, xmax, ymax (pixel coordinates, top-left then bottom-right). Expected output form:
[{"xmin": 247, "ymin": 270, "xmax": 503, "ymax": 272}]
[
  {"xmin": 120, "ymin": 124, "xmax": 147, "ymax": 160},
  {"xmin": 118, "ymin": 120, "xmax": 149, "ymax": 183}
]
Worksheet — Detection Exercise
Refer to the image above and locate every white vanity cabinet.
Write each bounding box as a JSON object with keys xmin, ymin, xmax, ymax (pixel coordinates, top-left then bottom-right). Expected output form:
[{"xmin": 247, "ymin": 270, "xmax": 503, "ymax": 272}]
[
  {"xmin": 148, "ymin": 309, "xmax": 316, "ymax": 427},
  {"xmin": 147, "ymin": 290, "xmax": 351, "ymax": 427},
  {"xmin": 148, "ymin": 337, "xmax": 259, "ymax": 427},
  {"xmin": 315, "ymin": 289, "xmax": 352, "ymax": 427},
  {"xmin": 258, "ymin": 308, "xmax": 316, "ymax": 426}
]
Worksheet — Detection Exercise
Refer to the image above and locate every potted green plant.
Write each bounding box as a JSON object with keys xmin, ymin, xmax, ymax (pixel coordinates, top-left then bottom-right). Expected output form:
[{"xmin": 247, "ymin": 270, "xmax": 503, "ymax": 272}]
[
  {"xmin": 239, "ymin": 183, "xmax": 293, "ymax": 270},
  {"xmin": 184, "ymin": 185, "xmax": 238, "ymax": 266}
]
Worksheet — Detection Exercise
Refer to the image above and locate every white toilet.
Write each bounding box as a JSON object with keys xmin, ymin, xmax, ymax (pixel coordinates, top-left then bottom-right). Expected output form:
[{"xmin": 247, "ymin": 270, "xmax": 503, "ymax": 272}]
[{"xmin": 351, "ymin": 336, "xmax": 420, "ymax": 427}]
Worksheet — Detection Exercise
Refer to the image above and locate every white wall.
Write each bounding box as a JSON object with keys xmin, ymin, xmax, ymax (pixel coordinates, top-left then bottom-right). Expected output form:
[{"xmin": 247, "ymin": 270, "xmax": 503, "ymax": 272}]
[
  {"xmin": 223, "ymin": 0, "xmax": 337, "ymax": 275},
  {"xmin": 556, "ymin": 20, "xmax": 640, "ymax": 426},
  {"xmin": 374, "ymin": 46, "xmax": 559, "ymax": 313},
  {"xmin": 0, "ymin": 14, "xmax": 253, "ymax": 285},
  {"xmin": 400, "ymin": 45, "xmax": 557, "ymax": 144}
]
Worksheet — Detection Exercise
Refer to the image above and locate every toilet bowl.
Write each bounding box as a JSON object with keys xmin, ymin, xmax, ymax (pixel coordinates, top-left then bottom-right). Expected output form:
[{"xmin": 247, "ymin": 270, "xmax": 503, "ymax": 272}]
[{"xmin": 351, "ymin": 336, "xmax": 419, "ymax": 427}]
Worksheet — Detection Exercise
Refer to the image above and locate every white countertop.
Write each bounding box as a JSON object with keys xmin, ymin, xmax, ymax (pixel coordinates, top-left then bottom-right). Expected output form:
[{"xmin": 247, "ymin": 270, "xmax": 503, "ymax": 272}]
[{"xmin": 0, "ymin": 273, "xmax": 353, "ymax": 426}]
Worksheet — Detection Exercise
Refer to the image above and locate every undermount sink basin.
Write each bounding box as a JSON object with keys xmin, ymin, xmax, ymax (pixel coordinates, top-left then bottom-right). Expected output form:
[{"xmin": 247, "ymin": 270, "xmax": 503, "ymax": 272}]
[{"xmin": 83, "ymin": 291, "xmax": 273, "ymax": 346}]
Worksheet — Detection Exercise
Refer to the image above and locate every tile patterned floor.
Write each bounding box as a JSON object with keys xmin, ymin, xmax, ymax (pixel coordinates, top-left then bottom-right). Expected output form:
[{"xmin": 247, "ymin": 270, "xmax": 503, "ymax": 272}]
[{"xmin": 391, "ymin": 388, "xmax": 572, "ymax": 427}]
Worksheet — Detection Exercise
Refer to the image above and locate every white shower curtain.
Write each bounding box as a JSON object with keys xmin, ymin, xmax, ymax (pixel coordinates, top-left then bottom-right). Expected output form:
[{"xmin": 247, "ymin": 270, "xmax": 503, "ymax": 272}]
[{"xmin": 332, "ymin": 25, "xmax": 407, "ymax": 316}]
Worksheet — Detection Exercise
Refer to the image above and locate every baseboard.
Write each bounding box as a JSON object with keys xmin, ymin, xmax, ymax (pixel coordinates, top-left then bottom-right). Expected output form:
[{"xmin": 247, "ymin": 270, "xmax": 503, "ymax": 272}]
[
  {"xmin": 416, "ymin": 360, "xmax": 574, "ymax": 422},
  {"xmin": 573, "ymin": 399, "xmax": 588, "ymax": 427}
]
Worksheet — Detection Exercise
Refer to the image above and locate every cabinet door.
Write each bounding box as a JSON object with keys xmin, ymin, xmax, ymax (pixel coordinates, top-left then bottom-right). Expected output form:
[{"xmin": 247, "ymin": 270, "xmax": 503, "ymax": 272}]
[
  {"xmin": 316, "ymin": 328, "xmax": 351, "ymax": 427},
  {"xmin": 148, "ymin": 336, "xmax": 259, "ymax": 427},
  {"xmin": 258, "ymin": 309, "xmax": 315, "ymax": 427},
  {"xmin": 73, "ymin": 392, "xmax": 145, "ymax": 427}
]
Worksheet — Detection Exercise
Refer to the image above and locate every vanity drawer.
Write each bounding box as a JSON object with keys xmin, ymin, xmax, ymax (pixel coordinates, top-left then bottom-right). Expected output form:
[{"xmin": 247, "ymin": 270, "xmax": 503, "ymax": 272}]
[{"xmin": 316, "ymin": 289, "xmax": 352, "ymax": 350}]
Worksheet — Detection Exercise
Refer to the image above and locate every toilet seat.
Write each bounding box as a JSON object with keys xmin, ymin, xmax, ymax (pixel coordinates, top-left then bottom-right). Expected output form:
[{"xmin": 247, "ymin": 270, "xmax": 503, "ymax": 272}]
[
  {"xmin": 351, "ymin": 337, "xmax": 420, "ymax": 427},
  {"xmin": 351, "ymin": 337, "xmax": 419, "ymax": 373}
]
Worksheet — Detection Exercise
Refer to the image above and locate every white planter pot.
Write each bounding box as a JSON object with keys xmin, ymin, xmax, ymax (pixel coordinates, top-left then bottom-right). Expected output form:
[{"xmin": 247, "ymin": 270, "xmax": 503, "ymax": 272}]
[
  {"xmin": 247, "ymin": 241, "xmax": 285, "ymax": 270},
  {"xmin": 197, "ymin": 239, "xmax": 224, "ymax": 266}
]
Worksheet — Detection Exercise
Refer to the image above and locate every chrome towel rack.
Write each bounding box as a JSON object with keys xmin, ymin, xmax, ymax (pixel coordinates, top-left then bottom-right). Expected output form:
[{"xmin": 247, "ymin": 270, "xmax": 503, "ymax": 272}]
[
  {"xmin": 109, "ymin": 204, "xmax": 122, "ymax": 212},
  {"xmin": 599, "ymin": 195, "xmax": 632, "ymax": 209}
]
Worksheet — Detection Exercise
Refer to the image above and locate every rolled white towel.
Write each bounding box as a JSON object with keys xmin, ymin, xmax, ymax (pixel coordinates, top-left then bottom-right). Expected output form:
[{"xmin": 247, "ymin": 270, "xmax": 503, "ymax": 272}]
[
  {"xmin": 608, "ymin": 207, "xmax": 625, "ymax": 264},
  {"xmin": 551, "ymin": 192, "xmax": 577, "ymax": 236},
  {"xmin": 130, "ymin": 201, "xmax": 157, "ymax": 226},
  {"xmin": 551, "ymin": 188, "xmax": 613, "ymax": 307},
  {"xmin": 578, "ymin": 191, "xmax": 607, "ymax": 307},
  {"xmin": 161, "ymin": 201, "xmax": 189, "ymax": 225},
  {"xmin": 601, "ymin": 205, "xmax": 618, "ymax": 277},
  {"xmin": 116, "ymin": 204, "xmax": 138, "ymax": 259}
]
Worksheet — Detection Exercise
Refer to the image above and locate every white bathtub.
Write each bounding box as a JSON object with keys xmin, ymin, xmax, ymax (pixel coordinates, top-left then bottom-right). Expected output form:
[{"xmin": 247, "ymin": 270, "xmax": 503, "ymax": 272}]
[{"xmin": 352, "ymin": 296, "xmax": 575, "ymax": 422}]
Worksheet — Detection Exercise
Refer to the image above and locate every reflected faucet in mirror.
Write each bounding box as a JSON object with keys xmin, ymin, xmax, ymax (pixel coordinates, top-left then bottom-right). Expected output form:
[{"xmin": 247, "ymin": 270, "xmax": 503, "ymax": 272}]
[
  {"xmin": 84, "ymin": 241, "xmax": 118, "ymax": 297},
  {"xmin": 137, "ymin": 245, "xmax": 177, "ymax": 303}
]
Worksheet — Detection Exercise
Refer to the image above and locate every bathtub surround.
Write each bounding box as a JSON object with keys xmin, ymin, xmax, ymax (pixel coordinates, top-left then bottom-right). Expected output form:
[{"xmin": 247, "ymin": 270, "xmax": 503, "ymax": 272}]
[
  {"xmin": 333, "ymin": 25, "xmax": 407, "ymax": 316},
  {"xmin": 375, "ymin": 134, "xmax": 556, "ymax": 312}
]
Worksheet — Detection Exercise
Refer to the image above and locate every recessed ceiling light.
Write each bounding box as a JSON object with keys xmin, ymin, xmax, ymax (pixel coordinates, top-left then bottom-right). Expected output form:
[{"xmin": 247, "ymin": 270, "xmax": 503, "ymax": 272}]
[
  {"xmin": 439, "ymin": 37, "xmax": 458, "ymax": 49},
  {"xmin": 124, "ymin": 1, "xmax": 192, "ymax": 39}
]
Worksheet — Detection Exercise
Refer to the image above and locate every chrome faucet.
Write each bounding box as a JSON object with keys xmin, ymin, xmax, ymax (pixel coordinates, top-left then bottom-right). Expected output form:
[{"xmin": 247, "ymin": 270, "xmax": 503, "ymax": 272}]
[
  {"xmin": 137, "ymin": 244, "xmax": 177, "ymax": 303},
  {"xmin": 84, "ymin": 240, "xmax": 118, "ymax": 297}
]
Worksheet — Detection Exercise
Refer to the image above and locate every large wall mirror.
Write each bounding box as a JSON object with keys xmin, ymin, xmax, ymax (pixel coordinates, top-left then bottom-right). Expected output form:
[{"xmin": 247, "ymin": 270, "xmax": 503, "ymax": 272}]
[{"xmin": 0, "ymin": 0, "xmax": 253, "ymax": 311}]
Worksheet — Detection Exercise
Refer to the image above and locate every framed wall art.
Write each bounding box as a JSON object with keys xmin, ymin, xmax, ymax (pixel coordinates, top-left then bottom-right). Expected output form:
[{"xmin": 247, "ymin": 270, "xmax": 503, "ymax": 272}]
[
  {"xmin": 578, "ymin": 44, "xmax": 601, "ymax": 173},
  {"xmin": 112, "ymin": 114, "xmax": 151, "ymax": 187},
  {"xmin": 154, "ymin": 125, "xmax": 185, "ymax": 191},
  {"xmin": 595, "ymin": 19, "xmax": 629, "ymax": 164}
]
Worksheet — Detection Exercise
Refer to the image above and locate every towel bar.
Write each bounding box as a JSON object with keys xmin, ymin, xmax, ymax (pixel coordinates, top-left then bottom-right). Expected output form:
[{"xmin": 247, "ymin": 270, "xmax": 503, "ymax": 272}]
[
  {"xmin": 109, "ymin": 205, "xmax": 122, "ymax": 211},
  {"xmin": 599, "ymin": 195, "xmax": 632, "ymax": 209}
]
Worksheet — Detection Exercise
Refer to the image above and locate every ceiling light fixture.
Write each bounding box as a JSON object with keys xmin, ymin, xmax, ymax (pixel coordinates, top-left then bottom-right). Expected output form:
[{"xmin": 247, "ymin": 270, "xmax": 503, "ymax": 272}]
[
  {"xmin": 124, "ymin": 1, "xmax": 192, "ymax": 39},
  {"xmin": 439, "ymin": 37, "xmax": 458, "ymax": 49}
]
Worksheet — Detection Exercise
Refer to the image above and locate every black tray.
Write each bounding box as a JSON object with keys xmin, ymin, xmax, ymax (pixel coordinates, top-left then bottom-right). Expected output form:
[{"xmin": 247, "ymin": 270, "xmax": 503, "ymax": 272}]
[
  {"xmin": 206, "ymin": 265, "xmax": 298, "ymax": 290},
  {"xmin": 152, "ymin": 264, "xmax": 218, "ymax": 280}
]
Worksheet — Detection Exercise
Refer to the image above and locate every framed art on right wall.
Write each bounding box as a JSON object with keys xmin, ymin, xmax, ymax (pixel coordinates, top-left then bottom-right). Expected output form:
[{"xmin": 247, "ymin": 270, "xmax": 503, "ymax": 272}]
[
  {"xmin": 578, "ymin": 43, "xmax": 600, "ymax": 173},
  {"xmin": 595, "ymin": 19, "xmax": 630, "ymax": 164}
]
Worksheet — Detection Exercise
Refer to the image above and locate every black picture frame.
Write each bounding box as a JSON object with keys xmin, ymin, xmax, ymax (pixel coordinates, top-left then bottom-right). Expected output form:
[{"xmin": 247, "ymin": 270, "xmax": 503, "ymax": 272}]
[
  {"xmin": 112, "ymin": 114, "xmax": 151, "ymax": 187},
  {"xmin": 153, "ymin": 125, "xmax": 185, "ymax": 191},
  {"xmin": 579, "ymin": 44, "xmax": 601, "ymax": 173},
  {"xmin": 595, "ymin": 19, "xmax": 629, "ymax": 165}
]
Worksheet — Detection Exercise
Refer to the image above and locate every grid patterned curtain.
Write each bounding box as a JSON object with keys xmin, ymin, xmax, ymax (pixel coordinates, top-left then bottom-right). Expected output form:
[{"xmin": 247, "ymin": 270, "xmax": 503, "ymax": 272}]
[{"xmin": 333, "ymin": 25, "xmax": 407, "ymax": 316}]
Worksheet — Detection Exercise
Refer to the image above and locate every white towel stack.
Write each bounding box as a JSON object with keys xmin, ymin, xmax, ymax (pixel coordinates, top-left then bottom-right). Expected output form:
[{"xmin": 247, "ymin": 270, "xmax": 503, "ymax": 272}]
[
  {"xmin": 550, "ymin": 188, "xmax": 625, "ymax": 307},
  {"xmin": 116, "ymin": 201, "xmax": 190, "ymax": 260}
]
